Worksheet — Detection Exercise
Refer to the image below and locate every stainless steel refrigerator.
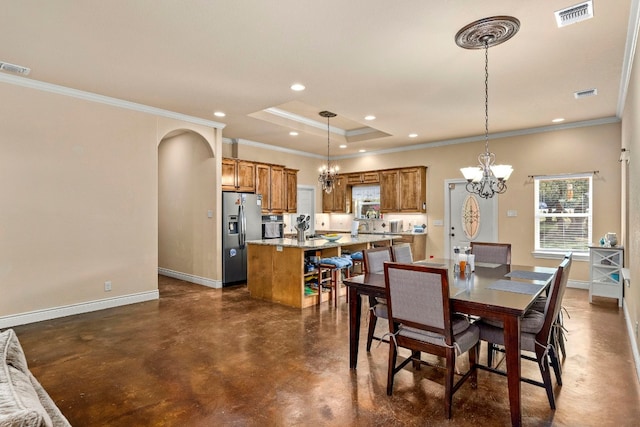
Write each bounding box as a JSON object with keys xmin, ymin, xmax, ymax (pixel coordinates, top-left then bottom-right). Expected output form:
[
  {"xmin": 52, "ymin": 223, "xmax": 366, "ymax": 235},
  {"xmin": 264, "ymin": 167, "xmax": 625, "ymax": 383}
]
[{"xmin": 222, "ymin": 192, "xmax": 263, "ymax": 286}]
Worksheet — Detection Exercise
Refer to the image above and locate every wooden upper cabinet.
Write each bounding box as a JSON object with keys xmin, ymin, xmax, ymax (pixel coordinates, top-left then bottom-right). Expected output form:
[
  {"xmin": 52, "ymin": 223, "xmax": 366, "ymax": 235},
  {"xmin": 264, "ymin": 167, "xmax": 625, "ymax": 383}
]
[
  {"xmin": 398, "ymin": 167, "xmax": 426, "ymax": 212},
  {"xmin": 255, "ymin": 164, "xmax": 271, "ymax": 213},
  {"xmin": 379, "ymin": 166, "xmax": 427, "ymax": 213},
  {"xmin": 256, "ymin": 163, "xmax": 286, "ymax": 213},
  {"xmin": 269, "ymin": 165, "xmax": 286, "ymax": 213},
  {"xmin": 380, "ymin": 170, "xmax": 399, "ymax": 212},
  {"xmin": 236, "ymin": 161, "xmax": 256, "ymax": 192},
  {"xmin": 285, "ymin": 168, "xmax": 298, "ymax": 213},
  {"xmin": 221, "ymin": 158, "xmax": 256, "ymax": 192},
  {"xmin": 346, "ymin": 172, "xmax": 379, "ymax": 185},
  {"xmin": 322, "ymin": 176, "xmax": 348, "ymax": 213}
]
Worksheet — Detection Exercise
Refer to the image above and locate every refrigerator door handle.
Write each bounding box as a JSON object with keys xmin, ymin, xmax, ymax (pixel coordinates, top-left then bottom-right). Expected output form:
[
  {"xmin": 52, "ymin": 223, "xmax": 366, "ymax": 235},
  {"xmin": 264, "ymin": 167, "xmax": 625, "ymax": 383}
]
[{"xmin": 238, "ymin": 203, "xmax": 246, "ymax": 248}]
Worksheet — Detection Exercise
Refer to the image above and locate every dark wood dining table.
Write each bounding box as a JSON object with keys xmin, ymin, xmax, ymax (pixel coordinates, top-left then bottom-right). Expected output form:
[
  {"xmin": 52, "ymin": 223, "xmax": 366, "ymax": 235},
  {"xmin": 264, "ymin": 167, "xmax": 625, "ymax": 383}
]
[{"xmin": 343, "ymin": 259, "xmax": 558, "ymax": 427}]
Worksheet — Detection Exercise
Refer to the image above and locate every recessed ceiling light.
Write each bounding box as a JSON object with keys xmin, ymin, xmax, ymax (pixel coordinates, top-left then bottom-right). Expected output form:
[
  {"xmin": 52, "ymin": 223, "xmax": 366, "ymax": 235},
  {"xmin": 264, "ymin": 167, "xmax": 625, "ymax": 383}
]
[
  {"xmin": 359, "ymin": 149, "xmax": 366, "ymax": 153},
  {"xmin": 339, "ymin": 144, "xmax": 347, "ymax": 149},
  {"xmin": 364, "ymin": 115, "xmax": 376, "ymax": 121},
  {"xmin": 214, "ymin": 111, "xmax": 226, "ymax": 117},
  {"xmin": 552, "ymin": 118, "xmax": 565, "ymax": 123},
  {"xmin": 409, "ymin": 133, "xmax": 418, "ymax": 138},
  {"xmin": 289, "ymin": 131, "xmax": 299, "ymax": 136},
  {"xmin": 290, "ymin": 83, "xmax": 305, "ymax": 91}
]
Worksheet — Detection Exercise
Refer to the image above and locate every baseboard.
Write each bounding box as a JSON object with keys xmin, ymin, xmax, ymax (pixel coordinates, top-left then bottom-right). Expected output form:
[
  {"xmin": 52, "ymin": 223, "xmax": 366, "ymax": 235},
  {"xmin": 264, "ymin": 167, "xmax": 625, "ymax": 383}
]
[
  {"xmin": 624, "ymin": 302, "xmax": 640, "ymax": 383},
  {"xmin": 158, "ymin": 268, "xmax": 222, "ymax": 289},
  {"xmin": 567, "ymin": 279, "xmax": 589, "ymax": 290},
  {"xmin": 0, "ymin": 290, "xmax": 159, "ymax": 329}
]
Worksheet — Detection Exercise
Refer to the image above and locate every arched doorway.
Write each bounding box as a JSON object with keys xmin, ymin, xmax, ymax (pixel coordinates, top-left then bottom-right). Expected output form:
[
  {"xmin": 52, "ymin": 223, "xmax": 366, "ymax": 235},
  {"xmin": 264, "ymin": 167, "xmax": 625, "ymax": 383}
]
[{"xmin": 158, "ymin": 129, "xmax": 219, "ymax": 287}]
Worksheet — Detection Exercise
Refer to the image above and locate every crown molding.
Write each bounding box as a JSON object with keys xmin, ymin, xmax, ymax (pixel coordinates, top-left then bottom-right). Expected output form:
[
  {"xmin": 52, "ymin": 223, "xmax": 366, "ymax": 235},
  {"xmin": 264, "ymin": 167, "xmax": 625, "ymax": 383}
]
[
  {"xmin": 0, "ymin": 73, "xmax": 225, "ymax": 129},
  {"xmin": 617, "ymin": 0, "xmax": 640, "ymax": 117}
]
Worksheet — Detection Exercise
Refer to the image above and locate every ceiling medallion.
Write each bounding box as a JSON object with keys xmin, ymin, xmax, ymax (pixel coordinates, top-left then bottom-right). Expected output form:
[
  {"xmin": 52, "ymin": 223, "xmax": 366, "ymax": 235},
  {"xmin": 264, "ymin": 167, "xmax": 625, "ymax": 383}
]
[{"xmin": 455, "ymin": 16, "xmax": 520, "ymax": 50}]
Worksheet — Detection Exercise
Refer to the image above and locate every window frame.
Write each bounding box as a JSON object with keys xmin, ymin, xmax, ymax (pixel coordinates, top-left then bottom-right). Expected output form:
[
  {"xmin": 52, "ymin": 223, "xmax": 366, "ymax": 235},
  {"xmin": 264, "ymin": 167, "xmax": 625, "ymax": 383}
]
[{"xmin": 533, "ymin": 173, "xmax": 593, "ymax": 259}]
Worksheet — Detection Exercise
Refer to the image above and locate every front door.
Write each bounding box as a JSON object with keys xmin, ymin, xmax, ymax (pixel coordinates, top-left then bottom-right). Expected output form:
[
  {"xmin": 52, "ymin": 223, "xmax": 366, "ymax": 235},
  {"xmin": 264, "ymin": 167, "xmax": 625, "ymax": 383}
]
[{"xmin": 445, "ymin": 180, "xmax": 498, "ymax": 257}]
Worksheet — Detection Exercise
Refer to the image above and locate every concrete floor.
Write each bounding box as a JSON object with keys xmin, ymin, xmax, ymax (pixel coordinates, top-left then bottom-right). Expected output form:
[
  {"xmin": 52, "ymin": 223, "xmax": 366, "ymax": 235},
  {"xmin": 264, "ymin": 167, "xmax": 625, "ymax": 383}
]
[{"xmin": 11, "ymin": 275, "xmax": 640, "ymax": 426}]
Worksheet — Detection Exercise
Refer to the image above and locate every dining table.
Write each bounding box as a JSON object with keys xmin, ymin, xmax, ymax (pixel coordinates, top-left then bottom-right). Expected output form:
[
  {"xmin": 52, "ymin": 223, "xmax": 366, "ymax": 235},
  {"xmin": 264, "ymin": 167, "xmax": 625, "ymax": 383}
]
[{"xmin": 343, "ymin": 259, "xmax": 558, "ymax": 427}]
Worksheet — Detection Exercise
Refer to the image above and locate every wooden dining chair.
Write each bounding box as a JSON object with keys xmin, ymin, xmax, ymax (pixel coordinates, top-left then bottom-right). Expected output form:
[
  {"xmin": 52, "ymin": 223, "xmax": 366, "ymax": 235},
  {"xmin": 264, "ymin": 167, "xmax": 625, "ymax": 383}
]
[
  {"xmin": 362, "ymin": 247, "xmax": 393, "ymax": 351},
  {"xmin": 384, "ymin": 262, "xmax": 480, "ymax": 419},
  {"xmin": 470, "ymin": 242, "xmax": 512, "ymax": 264},
  {"xmin": 476, "ymin": 255, "xmax": 572, "ymax": 410},
  {"xmin": 391, "ymin": 243, "xmax": 413, "ymax": 264}
]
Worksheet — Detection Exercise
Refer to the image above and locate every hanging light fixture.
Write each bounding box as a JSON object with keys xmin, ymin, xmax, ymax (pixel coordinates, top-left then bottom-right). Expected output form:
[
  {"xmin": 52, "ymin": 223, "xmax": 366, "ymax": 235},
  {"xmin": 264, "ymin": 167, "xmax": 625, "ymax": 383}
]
[
  {"xmin": 318, "ymin": 110, "xmax": 339, "ymax": 194},
  {"xmin": 456, "ymin": 16, "xmax": 519, "ymax": 199}
]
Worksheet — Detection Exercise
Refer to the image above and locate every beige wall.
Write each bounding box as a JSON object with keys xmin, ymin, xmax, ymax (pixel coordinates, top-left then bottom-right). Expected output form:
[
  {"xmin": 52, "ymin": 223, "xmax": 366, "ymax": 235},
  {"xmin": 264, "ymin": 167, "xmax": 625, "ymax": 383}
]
[
  {"xmin": 0, "ymin": 81, "xmax": 221, "ymax": 321},
  {"xmin": 621, "ymin": 22, "xmax": 640, "ymax": 365}
]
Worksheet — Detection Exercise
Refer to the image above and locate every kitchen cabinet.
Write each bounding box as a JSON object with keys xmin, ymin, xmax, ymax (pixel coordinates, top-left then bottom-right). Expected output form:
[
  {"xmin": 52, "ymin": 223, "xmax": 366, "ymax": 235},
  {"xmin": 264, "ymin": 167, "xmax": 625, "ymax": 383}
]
[
  {"xmin": 589, "ymin": 246, "xmax": 624, "ymax": 307},
  {"xmin": 380, "ymin": 167, "xmax": 427, "ymax": 213},
  {"xmin": 221, "ymin": 158, "xmax": 256, "ymax": 192},
  {"xmin": 285, "ymin": 168, "xmax": 298, "ymax": 213},
  {"xmin": 322, "ymin": 176, "xmax": 349, "ymax": 213},
  {"xmin": 380, "ymin": 170, "xmax": 400, "ymax": 212},
  {"xmin": 256, "ymin": 163, "xmax": 286, "ymax": 213},
  {"xmin": 399, "ymin": 167, "xmax": 427, "ymax": 212},
  {"xmin": 347, "ymin": 171, "xmax": 379, "ymax": 185}
]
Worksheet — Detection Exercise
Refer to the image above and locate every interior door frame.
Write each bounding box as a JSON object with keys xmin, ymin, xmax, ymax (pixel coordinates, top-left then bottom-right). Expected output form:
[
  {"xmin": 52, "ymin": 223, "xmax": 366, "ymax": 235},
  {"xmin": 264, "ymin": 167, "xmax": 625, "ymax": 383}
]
[
  {"xmin": 297, "ymin": 185, "xmax": 316, "ymax": 234},
  {"xmin": 444, "ymin": 179, "xmax": 498, "ymax": 257}
]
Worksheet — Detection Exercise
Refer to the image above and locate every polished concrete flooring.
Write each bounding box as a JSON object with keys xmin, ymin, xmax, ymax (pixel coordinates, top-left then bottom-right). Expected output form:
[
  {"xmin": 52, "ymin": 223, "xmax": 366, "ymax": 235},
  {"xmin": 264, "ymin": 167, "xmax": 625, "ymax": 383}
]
[{"xmin": 11, "ymin": 275, "xmax": 640, "ymax": 426}]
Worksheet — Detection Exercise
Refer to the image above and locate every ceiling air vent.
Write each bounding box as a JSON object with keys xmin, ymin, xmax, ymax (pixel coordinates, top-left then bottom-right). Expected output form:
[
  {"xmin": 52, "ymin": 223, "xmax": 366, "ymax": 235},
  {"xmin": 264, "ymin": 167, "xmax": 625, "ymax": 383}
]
[
  {"xmin": 555, "ymin": 1, "xmax": 594, "ymax": 28},
  {"xmin": 574, "ymin": 88, "xmax": 597, "ymax": 99},
  {"xmin": 0, "ymin": 61, "xmax": 31, "ymax": 76}
]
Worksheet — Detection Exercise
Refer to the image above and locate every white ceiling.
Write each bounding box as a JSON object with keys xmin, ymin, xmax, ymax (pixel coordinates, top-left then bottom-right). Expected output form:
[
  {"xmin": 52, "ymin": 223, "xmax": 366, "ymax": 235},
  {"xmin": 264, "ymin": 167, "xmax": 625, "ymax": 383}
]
[{"xmin": 1, "ymin": 1, "xmax": 634, "ymax": 157}]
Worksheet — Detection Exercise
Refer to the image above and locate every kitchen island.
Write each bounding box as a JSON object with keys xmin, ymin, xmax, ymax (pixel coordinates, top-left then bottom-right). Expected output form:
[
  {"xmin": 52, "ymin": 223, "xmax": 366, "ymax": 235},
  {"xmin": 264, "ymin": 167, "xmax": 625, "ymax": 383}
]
[{"xmin": 247, "ymin": 233, "xmax": 396, "ymax": 308}]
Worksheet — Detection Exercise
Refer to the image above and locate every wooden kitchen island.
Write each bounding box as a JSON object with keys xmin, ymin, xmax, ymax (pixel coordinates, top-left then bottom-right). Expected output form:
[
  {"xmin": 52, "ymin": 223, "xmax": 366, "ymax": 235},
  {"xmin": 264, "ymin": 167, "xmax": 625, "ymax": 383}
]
[{"xmin": 247, "ymin": 234, "xmax": 396, "ymax": 308}]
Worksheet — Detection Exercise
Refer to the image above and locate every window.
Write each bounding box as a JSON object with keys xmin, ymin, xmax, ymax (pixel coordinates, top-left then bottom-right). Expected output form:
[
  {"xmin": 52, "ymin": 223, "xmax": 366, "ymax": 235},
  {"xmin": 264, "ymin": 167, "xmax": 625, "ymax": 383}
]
[{"xmin": 534, "ymin": 173, "xmax": 592, "ymax": 256}]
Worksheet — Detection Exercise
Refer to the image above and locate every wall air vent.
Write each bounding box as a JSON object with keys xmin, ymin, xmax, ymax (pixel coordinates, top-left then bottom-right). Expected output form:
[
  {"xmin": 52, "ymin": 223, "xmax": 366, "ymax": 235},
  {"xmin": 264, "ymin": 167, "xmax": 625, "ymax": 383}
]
[
  {"xmin": 574, "ymin": 88, "xmax": 597, "ymax": 99},
  {"xmin": 0, "ymin": 61, "xmax": 31, "ymax": 76},
  {"xmin": 555, "ymin": 1, "xmax": 594, "ymax": 28}
]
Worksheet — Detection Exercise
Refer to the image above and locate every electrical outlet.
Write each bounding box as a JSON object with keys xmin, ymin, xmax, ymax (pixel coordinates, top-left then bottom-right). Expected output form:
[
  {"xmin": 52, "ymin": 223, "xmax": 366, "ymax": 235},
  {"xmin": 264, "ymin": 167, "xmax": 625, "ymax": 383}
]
[{"xmin": 104, "ymin": 281, "xmax": 112, "ymax": 292}]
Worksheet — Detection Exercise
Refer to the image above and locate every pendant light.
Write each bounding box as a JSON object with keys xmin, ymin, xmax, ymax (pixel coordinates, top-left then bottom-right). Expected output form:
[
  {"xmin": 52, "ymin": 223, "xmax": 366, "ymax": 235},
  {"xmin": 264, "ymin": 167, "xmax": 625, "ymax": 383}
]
[
  {"xmin": 318, "ymin": 110, "xmax": 339, "ymax": 194},
  {"xmin": 456, "ymin": 16, "xmax": 519, "ymax": 199}
]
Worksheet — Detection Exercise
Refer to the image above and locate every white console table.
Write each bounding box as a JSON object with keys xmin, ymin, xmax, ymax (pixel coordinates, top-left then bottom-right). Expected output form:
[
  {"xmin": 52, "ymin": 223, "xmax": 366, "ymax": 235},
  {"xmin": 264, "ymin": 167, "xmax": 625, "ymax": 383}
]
[{"xmin": 589, "ymin": 245, "xmax": 624, "ymax": 307}]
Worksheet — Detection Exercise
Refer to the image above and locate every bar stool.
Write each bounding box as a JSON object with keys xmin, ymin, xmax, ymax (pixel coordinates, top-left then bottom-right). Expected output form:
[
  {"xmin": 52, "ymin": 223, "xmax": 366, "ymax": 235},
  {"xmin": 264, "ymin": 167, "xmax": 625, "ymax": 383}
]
[{"xmin": 318, "ymin": 257, "xmax": 353, "ymax": 307}]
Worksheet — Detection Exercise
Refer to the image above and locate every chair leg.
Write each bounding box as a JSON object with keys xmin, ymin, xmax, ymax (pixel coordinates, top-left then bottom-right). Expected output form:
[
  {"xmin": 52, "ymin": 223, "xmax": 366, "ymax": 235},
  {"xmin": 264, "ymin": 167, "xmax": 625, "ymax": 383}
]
[
  {"xmin": 386, "ymin": 339, "xmax": 398, "ymax": 396},
  {"xmin": 470, "ymin": 341, "xmax": 479, "ymax": 388},
  {"xmin": 486, "ymin": 342, "xmax": 495, "ymax": 367},
  {"xmin": 549, "ymin": 345, "xmax": 562, "ymax": 386},
  {"xmin": 444, "ymin": 349, "xmax": 455, "ymax": 419},
  {"xmin": 366, "ymin": 310, "xmax": 378, "ymax": 352},
  {"xmin": 536, "ymin": 345, "xmax": 556, "ymax": 410}
]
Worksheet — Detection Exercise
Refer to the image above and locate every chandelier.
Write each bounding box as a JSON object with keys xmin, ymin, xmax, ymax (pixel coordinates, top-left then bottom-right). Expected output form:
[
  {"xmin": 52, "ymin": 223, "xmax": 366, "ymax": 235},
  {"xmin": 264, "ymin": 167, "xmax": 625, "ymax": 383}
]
[
  {"xmin": 456, "ymin": 16, "xmax": 519, "ymax": 199},
  {"xmin": 318, "ymin": 110, "xmax": 339, "ymax": 194}
]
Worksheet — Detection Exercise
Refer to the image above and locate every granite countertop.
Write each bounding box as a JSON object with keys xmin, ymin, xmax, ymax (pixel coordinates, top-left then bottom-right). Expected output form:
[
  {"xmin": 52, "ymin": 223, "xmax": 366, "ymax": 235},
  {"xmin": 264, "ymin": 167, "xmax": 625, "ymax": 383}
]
[{"xmin": 247, "ymin": 233, "xmax": 399, "ymax": 249}]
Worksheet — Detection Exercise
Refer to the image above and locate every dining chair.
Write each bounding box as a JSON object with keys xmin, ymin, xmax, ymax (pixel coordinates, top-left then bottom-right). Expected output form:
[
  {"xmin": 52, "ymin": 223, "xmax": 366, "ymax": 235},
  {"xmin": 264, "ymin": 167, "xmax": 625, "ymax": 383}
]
[
  {"xmin": 470, "ymin": 242, "xmax": 512, "ymax": 264},
  {"xmin": 476, "ymin": 254, "xmax": 572, "ymax": 410},
  {"xmin": 530, "ymin": 252, "xmax": 573, "ymax": 359},
  {"xmin": 384, "ymin": 262, "xmax": 480, "ymax": 419},
  {"xmin": 362, "ymin": 246, "xmax": 393, "ymax": 351},
  {"xmin": 391, "ymin": 243, "xmax": 413, "ymax": 264}
]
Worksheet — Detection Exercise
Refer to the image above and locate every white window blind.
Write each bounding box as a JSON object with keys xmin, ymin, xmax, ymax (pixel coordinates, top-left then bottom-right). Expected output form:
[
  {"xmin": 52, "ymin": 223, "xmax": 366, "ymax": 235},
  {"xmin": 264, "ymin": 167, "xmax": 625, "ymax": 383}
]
[{"xmin": 534, "ymin": 173, "xmax": 592, "ymax": 255}]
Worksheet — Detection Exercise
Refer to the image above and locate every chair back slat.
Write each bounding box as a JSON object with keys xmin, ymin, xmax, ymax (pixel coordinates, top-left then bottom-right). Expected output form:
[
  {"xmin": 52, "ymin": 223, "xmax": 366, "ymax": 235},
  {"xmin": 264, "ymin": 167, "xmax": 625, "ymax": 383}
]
[
  {"xmin": 384, "ymin": 263, "xmax": 451, "ymax": 339},
  {"xmin": 363, "ymin": 247, "xmax": 392, "ymax": 273},
  {"xmin": 391, "ymin": 243, "xmax": 413, "ymax": 264},
  {"xmin": 470, "ymin": 242, "xmax": 511, "ymax": 264}
]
